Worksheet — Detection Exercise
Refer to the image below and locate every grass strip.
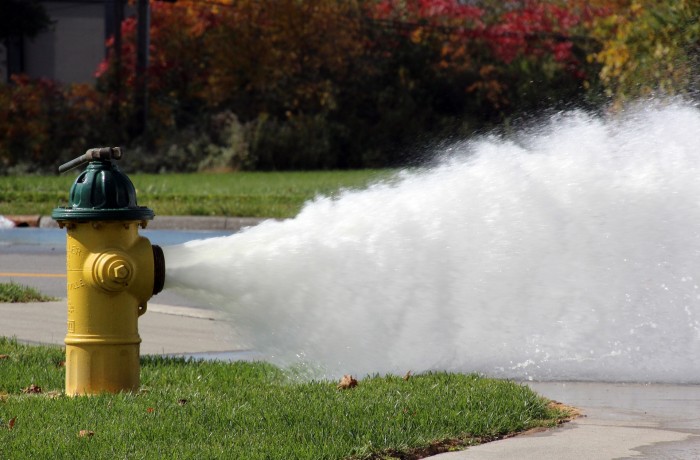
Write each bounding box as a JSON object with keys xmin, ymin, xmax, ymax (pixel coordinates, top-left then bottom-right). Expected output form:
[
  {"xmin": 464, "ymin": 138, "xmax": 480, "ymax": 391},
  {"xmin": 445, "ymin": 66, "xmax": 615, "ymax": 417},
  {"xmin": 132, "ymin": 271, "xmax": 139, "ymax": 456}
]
[
  {"xmin": 0, "ymin": 338, "xmax": 573, "ymax": 459},
  {"xmin": 0, "ymin": 170, "xmax": 395, "ymax": 218},
  {"xmin": 0, "ymin": 282, "xmax": 57, "ymax": 303}
]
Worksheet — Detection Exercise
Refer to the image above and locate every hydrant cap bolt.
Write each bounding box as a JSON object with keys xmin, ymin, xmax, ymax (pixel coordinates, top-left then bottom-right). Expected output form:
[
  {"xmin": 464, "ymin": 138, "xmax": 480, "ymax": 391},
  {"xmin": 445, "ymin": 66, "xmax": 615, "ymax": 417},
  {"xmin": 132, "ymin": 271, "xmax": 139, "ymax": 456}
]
[
  {"xmin": 94, "ymin": 253, "xmax": 134, "ymax": 292},
  {"xmin": 111, "ymin": 263, "xmax": 130, "ymax": 280}
]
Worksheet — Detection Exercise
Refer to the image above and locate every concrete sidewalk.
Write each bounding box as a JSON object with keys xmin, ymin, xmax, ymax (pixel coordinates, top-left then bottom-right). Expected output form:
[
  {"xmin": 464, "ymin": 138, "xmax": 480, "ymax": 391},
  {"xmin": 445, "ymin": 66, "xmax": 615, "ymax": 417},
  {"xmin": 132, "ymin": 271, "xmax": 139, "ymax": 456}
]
[
  {"xmin": 0, "ymin": 300, "xmax": 247, "ymax": 355},
  {"xmin": 435, "ymin": 381, "xmax": 700, "ymax": 459}
]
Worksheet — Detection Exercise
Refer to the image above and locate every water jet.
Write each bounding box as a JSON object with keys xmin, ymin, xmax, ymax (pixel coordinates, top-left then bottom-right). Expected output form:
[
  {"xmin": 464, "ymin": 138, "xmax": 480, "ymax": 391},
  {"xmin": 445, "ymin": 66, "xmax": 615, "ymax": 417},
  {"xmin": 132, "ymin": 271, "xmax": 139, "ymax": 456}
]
[{"xmin": 164, "ymin": 102, "xmax": 700, "ymax": 383}]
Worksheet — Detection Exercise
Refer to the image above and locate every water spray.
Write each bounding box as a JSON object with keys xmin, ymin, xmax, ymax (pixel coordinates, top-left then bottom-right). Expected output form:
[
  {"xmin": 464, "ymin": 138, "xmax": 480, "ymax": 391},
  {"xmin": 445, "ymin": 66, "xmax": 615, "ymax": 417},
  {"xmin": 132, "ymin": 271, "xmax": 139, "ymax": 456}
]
[{"xmin": 165, "ymin": 103, "xmax": 700, "ymax": 383}]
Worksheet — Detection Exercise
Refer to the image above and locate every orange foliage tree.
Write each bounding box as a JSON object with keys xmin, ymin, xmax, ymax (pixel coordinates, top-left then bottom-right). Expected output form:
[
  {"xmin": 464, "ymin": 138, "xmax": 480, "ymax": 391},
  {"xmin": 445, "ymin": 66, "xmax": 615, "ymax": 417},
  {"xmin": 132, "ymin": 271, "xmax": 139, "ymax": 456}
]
[
  {"xmin": 364, "ymin": 0, "xmax": 602, "ymax": 119},
  {"xmin": 0, "ymin": 75, "xmax": 109, "ymax": 171},
  {"xmin": 1, "ymin": 0, "xmax": 609, "ymax": 172},
  {"xmin": 585, "ymin": 0, "xmax": 700, "ymax": 103}
]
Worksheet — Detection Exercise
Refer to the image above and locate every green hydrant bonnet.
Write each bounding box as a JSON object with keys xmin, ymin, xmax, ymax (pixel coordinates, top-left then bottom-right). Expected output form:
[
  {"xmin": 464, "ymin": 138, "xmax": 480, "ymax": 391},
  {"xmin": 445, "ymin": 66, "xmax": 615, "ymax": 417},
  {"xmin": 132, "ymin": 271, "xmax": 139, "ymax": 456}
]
[{"xmin": 52, "ymin": 160, "xmax": 154, "ymax": 221}]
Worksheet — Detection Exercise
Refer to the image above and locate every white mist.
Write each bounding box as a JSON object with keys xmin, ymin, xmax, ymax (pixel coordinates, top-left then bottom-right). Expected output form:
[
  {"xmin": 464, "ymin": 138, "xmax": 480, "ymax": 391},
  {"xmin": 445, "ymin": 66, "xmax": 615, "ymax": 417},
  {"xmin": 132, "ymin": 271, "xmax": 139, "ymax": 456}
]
[{"xmin": 164, "ymin": 102, "xmax": 700, "ymax": 383}]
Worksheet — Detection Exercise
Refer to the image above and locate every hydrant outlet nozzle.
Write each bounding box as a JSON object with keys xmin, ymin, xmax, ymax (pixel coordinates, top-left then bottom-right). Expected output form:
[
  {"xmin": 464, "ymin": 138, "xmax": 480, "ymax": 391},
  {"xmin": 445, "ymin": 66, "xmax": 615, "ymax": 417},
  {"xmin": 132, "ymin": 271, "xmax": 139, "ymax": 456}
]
[{"xmin": 153, "ymin": 245, "xmax": 165, "ymax": 296}]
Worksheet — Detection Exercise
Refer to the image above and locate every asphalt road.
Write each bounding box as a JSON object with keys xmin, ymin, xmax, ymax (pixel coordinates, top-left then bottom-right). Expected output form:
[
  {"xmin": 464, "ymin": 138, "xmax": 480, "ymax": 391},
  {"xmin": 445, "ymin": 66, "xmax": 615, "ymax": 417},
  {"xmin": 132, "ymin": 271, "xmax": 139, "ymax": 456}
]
[{"xmin": 0, "ymin": 251, "xmax": 66, "ymax": 298}]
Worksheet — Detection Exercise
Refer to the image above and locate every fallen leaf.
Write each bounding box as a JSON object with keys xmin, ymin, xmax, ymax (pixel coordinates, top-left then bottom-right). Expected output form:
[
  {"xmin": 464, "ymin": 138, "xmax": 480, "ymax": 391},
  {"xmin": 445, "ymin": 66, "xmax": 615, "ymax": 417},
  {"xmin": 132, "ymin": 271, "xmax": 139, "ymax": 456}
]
[
  {"xmin": 78, "ymin": 430, "xmax": 95, "ymax": 438},
  {"xmin": 403, "ymin": 370, "xmax": 412, "ymax": 381},
  {"xmin": 547, "ymin": 400, "xmax": 583, "ymax": 422},
  {"xmin": 21, "ymin": 384, "xmax": 42, "ymax": 394},
  {"xmin": 337, "ymin": 375, "xmax": 358, "ymax": 390},
  {"xmin": 56, "ymin": 361, "xmax": 65, "ymax": 368},
  {"xmin": 0, "ymin": 354, "xmax": 9, "ymax": 360},
  {"xmin": 8, "ymin": 417, "xmax": 16, "ymax": 430},
  {"xmin": 146, "ymin": 407, "xmax": 154, "ymax": 413}
]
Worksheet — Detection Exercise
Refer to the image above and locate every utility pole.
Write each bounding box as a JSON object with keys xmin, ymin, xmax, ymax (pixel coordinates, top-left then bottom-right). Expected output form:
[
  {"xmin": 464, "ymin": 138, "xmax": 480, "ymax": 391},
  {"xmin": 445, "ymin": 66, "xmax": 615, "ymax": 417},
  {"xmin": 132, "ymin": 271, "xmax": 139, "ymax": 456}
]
[{"xmin": 135, "ymin": 0, "xmax": 150, "ymax": 136}]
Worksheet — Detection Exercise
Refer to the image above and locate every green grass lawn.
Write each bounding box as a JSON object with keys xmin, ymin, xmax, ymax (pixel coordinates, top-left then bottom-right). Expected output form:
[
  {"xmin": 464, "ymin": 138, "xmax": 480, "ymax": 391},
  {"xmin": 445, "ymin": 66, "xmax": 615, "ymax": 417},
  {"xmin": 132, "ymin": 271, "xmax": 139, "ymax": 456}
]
[
  {"xmin": 0, "ymin": 282, "xmax": 56, "ymax": 303},
  {"xmin": 0, "ymin": 170, "xmax": 395, "ymax": 219},
  {"xmin": 0, "ymin": 338, "xmax": 572, "ymax": 459}
]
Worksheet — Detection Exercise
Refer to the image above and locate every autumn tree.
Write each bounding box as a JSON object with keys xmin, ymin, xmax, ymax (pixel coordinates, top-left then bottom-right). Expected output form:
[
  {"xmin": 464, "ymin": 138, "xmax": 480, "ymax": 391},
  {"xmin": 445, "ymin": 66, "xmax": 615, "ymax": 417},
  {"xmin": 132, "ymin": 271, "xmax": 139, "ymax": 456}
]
[
  {"xmin": 365, "ymin": 0, "xmax": 600, "ymax": 120},
  {"xmin": 0, "ymin": 76, "xmax": 108, "ymax": 171},
  {"xmin": 93, "ymin": 0, "xmax": 606, "ymax": 170},
  {"xmin": 588, "ymin": 0, "xmax": 700, "ymax": 103}
]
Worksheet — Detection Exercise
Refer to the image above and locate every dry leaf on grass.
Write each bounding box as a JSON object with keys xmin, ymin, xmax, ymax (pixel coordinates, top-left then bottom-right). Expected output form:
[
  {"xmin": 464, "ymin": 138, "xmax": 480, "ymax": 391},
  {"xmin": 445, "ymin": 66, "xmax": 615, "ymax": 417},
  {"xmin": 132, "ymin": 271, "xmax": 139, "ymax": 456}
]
[
  {"xmin": 8, "ymin": 417, "xmax": 16, "ymax": 430},
  {"xmin": 21, "ymin": 384, "xmax": 42, "ymax": 394},
  {"xmin": 0, "ymin": 354, "xmax": 9, "ymax": 360},
  {"xmin": 78, "ymin": 430, "xmax": 95, "ymax": 438},
  {"xmin": 337, "ymin": 375, "xmax": 358, "ymax": 389},
  {"xmin": 403, "ymin": 370, "xmax": 412, "ymax": 381}
]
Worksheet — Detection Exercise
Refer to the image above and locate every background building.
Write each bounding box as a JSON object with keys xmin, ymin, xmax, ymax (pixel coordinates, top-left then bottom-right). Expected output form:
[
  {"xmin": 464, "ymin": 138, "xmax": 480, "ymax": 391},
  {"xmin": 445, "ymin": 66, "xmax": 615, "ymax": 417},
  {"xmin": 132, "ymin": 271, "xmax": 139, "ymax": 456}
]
[{"xmin": 1, "ymin": 0, "xmax": 126, "ymax": 84}]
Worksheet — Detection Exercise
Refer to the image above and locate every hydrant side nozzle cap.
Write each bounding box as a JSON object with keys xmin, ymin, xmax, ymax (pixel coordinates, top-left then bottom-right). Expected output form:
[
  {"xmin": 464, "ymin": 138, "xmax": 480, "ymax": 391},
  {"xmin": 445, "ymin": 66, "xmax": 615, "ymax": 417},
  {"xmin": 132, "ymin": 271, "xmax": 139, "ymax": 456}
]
[{"xmin": 52, "ymin": 152, "xmax": 154, "ymax": 222}]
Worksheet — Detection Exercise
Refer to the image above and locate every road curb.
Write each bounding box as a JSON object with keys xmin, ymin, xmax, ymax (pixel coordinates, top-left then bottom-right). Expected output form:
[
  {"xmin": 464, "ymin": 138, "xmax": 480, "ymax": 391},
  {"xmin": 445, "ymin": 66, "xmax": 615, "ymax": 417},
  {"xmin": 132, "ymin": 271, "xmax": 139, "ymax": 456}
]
[{"xmin": 2, "ymin": 215, "xmax": 270, "ymax": 231}]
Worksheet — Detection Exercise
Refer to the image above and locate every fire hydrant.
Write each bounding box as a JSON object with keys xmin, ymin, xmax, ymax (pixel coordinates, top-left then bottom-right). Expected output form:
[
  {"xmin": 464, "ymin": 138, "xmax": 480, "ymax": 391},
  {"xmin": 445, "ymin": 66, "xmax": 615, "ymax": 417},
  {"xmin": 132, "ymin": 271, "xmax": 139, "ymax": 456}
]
[{"xmin": 52, "ymin": 147, "xmax": 165, "ymax": 395}]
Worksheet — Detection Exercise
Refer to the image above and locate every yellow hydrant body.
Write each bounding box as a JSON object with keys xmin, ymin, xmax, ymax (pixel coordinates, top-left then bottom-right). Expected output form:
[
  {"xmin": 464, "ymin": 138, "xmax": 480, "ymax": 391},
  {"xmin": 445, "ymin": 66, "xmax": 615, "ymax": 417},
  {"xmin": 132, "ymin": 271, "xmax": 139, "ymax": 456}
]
[
  {"xmin": 64, "ymin": 221, "xmax": 154, "ymax": 394},
  {"xmin": 53, "ymin": 148, "xmax": 165, "ymax": 395}
]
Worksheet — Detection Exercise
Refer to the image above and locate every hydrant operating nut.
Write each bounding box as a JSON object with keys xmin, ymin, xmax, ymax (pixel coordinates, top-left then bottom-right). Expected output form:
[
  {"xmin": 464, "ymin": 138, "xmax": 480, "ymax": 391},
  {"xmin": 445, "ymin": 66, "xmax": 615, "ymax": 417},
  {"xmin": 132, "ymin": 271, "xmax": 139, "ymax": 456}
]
[{"xmin": 92, "ymin": 251, "xmax": 134, "ymax": 292}]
